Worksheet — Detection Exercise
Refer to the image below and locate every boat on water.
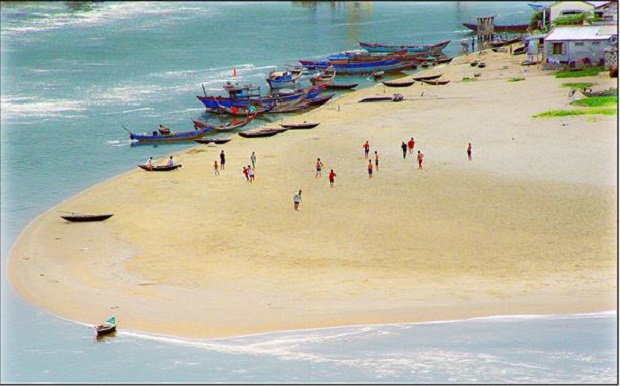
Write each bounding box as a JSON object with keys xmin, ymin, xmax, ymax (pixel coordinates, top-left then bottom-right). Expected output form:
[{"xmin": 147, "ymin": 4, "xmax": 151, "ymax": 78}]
[
  {"xmin": 462, "ymin": 22, "xmax": 530, "ymax": 33},
  {"xmin": 371, "ymin": 70, "xmax": 385, "ymax": 79},
  {"xmin": 306, "ymin": 92, "xmax": 335, "ymax": 106},
  {"xmin": 310, "ymin": 66, "xmax": 336, "ymax": 86},
  {"xmin": 138, "ymin": 164, "xmax": 182, "ymax": 171},
  {"xmin": 280, "ymin": 122, "xmax": 320, "ymax": 129},
  {"xmin": 358, "ymin": 39, "xmax": 451, "ymax": 54},
  {"xmin": 299, "ymin": 53, "xmax": 418, "ymax": 74},
  {"xmin": 266, "ymin": 69, "xmax": 302, "ymax": 89},
  {"xmin": 60, "ymin": 213, "xmax": 114, "ymax": 222},
  {"xmin": 192, "ymin": 113, "xmax": 256, "ymax": 131},
  {"xmin": 412, "ymin": 74, "xmax": 442, "ymax": 81},
  {"xmin": 127, "ymin": 124, "xmax": 213, "ymax": 143},
  {"xmin": 326, "ymin": 83, "xmax": 358, "ymax": 90},
  {"xmin": 382, "ymin": 79, "xmax": 415, "ymax": 87},
  {"xmin": 95, "ymin": 317, "xmax": 117, "ymax": 337},
  {"xmin": 215, "ymin": 101, "xmax": 276, "ymax": 116}
]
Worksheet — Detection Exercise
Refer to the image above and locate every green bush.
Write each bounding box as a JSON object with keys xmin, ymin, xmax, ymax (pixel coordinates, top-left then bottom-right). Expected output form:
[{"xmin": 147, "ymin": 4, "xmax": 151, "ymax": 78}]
[
  {"xmin": 571, "ymin": 96, "xmax": 617, "ymax": 107},
  {"xmin": 533, "ymin": 108, "xmax": 616, "ymax": 117},
  {"xmin": 561, "ymin": 82, "xmax": 595, "ymax": 89},
  {"xmin": 555, "ymin": 66, "xmax": 605, "ymax": 78}
]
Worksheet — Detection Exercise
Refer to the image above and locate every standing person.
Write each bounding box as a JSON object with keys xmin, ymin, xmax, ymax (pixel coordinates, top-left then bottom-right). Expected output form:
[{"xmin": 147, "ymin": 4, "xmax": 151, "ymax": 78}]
[
  {"xmin": 247, "ymin": 165, "xmax": 255, "ymax": 182},
  {"xmin": 362, "ymin": 141, "xmax": 370, "ymax": 159},
  {"xmin": 242, "ymin": 166, "xmax": 249, "ymax": 181},
  {"xmin": 367, "ymin": 159, "xmax": 373, "ymax": 178},
  {"xmin": 213, "ymin": 161, "xmax": 220, "ymax": 176},
  {"xmin": 328, "ymin": 169, "xmax": 337, "ymax": 187},
  {"xmin": 293, "ymin": 190, "xmax": 302, "ymax": 210},
  {"xmin": 407, "ymin": 137, "xmax": 415, "ymax": 154},
  {"xmin": 315, "ymin": 158, "xmax": 324, "ymax": 178},
  {"xmin": 220, "ymin": 150, "xmax": 226, "ymax": 170},
  {"xmin": 467, "ymin": 142, "xmax": 472, "ymax": 161},
  {"xmin": 417, "ymin": 150, "xmax": 424, "ymax": 170},
  {"xmin": 145, "ymin": 156, "xmax": 154, "ymax": 171},
  {"xmin": 471, "ymin": 36, "xmax": 475, "ymax": 53},
  {"xmin": 250, "ymin": 151, "xmax": 257, "ymax": 169},
  {"xmin": 401, "ymin": 142, "xmax": 407, "ymax": 159},
  {"xmin": 374, "ymin": 151, "xmax": 379, "ymax": 171}
]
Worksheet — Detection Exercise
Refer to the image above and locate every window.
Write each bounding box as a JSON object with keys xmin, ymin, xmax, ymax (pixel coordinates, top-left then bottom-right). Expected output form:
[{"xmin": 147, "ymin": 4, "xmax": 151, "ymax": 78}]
[
  {"xmin": 575, "ymin": 42, "xmax": 584, "ymax": 46},
  {"xmin": 552, "ymin": 42, "xmax": 564, "ymax": 55},
  {"xmin": 591, "ymin": 41, "xmax": 600, "ymax": 45}
]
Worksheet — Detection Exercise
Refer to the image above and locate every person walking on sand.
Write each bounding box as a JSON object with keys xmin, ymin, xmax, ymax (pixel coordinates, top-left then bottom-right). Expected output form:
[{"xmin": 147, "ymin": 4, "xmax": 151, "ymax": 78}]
[
  {"xmin": 250, "ymin": 151, "xmax": 257, "ymax": 169},
  {"xmin": 367, "ymin": 159, "xmax": 374, "ymax": 178},
  {"xmin": 293, "ymin": 190, "xmax": 302, "ymax": 210},
  {"xmin": 417, "ymin": 150, "xmax": 424, "ymax": 170},
  {"xmin": 467, "ymin": 142, "xmax": 472, "ymax": 161},
  {"xmin": 315, "ymin": 158, "xmax": 324, "ymax": 178},
  {"xmin": 247, "ymin": 165, "xmax": 255, "ymax": 183},
  {"xmin": 374, "ymin": 151, "xmax": 379, "ymax": 171},
  {"xmin": 401, "ymin": 142, "xmax": 407, "ymax": 159},
  {"xmin": 362, "ymin": 141, "xmax": 370, "ymax": 159},
  {"xmin": 220, "ymin": 150, "xmax": 226, "ymax": 170},
  {"xmin": 213, "ymin": 161, "xmax": 220, "ymax": 176},
  {"xmin": 407, "ymin": 137, "xmax": 415, "ymax": 154},
  {"xmin": 242, "ymin": 166, "xmax": 249, "ymax": 182},
  {"xmin": 329, "ymin": 169, "xmax": 337, "ymax": 187}
]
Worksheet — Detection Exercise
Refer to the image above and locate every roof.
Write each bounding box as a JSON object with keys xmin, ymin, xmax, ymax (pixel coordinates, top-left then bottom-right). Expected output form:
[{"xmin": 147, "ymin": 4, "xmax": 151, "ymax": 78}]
[
  {"xmin": 525, "ymin": 34, "xmax": 548, "ymax": 40},
  {"xmin": 545, "ymin": 25, "xmax": 617, "ymax": 40}
]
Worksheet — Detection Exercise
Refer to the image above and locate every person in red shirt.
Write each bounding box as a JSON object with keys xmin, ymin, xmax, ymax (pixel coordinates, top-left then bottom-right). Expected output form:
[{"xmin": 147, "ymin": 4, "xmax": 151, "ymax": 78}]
[
  {"xmin": 328, "ymin": 169, "xmax": 337, "ymax": 187},
  {"xmin": 242, "ymin": 166, "xmax": 249, "ymax": 181},
  {"xmin": 407, "ymin": 137, "xmax": 415, "ymax": 154},
  {"xmin": 362, "ymin": 141, "xmax": 370, "ymax": 159}
]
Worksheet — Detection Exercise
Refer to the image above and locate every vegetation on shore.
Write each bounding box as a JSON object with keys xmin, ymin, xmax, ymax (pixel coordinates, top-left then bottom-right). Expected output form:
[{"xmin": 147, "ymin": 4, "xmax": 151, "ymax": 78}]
[
  {"xmin": 555, "ymin": 66, "xmax": 605, "ymax": 78},
  {"xmin": 508, "ymin": 77, "xmax": 526, "ymax": 82},
  {"xmin": 560, "ymin": 82, "xmax": 596, "ymax": 89},
  {"xmin": 571, "ymin": 95, "xmax": 617, "ymax": 107}
]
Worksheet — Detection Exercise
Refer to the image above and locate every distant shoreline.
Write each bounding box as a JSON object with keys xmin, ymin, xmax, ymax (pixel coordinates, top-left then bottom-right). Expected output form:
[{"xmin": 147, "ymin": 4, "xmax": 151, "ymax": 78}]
[{"xmin": 7, "ymin": 49, "xmax": 617, "ymax": 339}]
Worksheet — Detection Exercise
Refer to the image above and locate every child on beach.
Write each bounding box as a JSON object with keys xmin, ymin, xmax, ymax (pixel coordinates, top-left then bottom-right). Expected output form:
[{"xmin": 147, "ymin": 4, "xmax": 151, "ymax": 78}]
[
  {"xmin": 329, "ymin": 169, "xmax": 336, "ymax": 187},
  {"xmin": 367, "ymin": 159, "xmax": 373, "ymax": 178},
  {"xmin": 242, "ymin": 166, "xmax": 249, "ymax": 181},
  {"xmin": 250, "ymin": 151, "xmax": 257, "ymax": 169},
  {"xmin": 363, "ymin": 141, "xmax": 370, "ymax": 159},
  {"xmin": 374, "ymin": 151, "xmax": 379, "ymax": 171},
  {"xmin": 315, "ymin": 158, "xmax": 324, "ymax": 178},
  {"xmin": 293, "ymin": 190, "xmax": 302, "ymax": 210},
  {"xmin": 213, "ymin": 161, "xmax": 220, "ymax": 176},
  {"xmin": 417, "ymin": 150, "xmax": 424, "ymax": 170},
  {"xmin": 247, "ymin": 165, "xmax": 255, "ymax": 182}
]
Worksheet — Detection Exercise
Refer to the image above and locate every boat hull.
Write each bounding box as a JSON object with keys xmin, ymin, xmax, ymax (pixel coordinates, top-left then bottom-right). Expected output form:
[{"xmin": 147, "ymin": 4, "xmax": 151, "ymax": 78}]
[
  {"xmin": 138, "ymin": 164, "xmax": 182, "ymax": 171},
  {"xmin": 359, "ymin": 39, "xmax": 450, "ymax": 54},
  {"xmin": 61, "ymin": 214, "xmax": 114, "ymax": 222},
  {"xmin": 129, "ymin": 126, "xmax": 213, "ymax": 143}
]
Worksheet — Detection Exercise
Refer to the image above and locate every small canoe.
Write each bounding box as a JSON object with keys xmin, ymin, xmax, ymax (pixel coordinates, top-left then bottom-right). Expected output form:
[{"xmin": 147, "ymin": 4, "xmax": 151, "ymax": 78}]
[
  {"xmin": 326, "ymin": 83, "xmax": 358, "ymax": 90},
  {"xmin": 413, "ymin": 74, "xmax": 442, "ymax": 81},
  {"xmin": 194, "ymin": 138, "xmax": 232, "ymax": 145},
  {"xmin": 477, "ymin": 62, "xmax": 486, "ymax": 68},
  {"xmin": 371, "ymin": 70, "xmax": 385, "ymax": 79},
  {"xmin": 382, "ymin": 80, "xmax": 415, "ymax": 87},
  {"xmin": 306, "ymin": 93, "xmax": 335, "ymax": 106},
  {"xmin": 95, "ymin": 317, "xmax": 117, "ymax": 336},
  {"xmin": 61, "ymin": 214, "xmax": 114, "ymax": 222},
  {"xmin": 238, "ymin": 128, "xmax": 287, "ymax": 138},
  {"xmin": 359, "ymin": 94, "xmax": 403, "ymax": 103},
  {"xmin": 420, "ymin": 79, "xmax": 450, "ymax": 85},
  {"xmin": 138, "ymin": 164, "xmax": 182, "ymax": 171},
  {"xmin": 280, "ymin": 122, "xmax": 320, "ymax": 129}
]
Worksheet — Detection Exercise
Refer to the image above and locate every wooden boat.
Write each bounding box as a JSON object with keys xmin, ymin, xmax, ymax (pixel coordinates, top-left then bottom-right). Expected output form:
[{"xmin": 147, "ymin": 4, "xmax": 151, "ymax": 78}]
[
  {"xmin": 372, "ymin": 70, "xmax": 385, "ymax": 79},
  {"xmin": 306, "ymin": 92, "xmax": 335, "ymax": 106},
  {"xmin": 326, "ymin": 83, "xmax": 358, "ymax": 90},
  {"xmin": 412, "ymin": 74, "xmax": 442, "ymax": 81},
  {"xmin": 310, "ymin": 66, "xmax": 336, "ymax": 86},
  {"xmin": 382, "ymin": 80, "xmax": 415, "ymax": 87},
  {"xmin": 580, "ymin": 88, "xmax": 617, "ymax": 97},
  {"xmin": 489, "ymin": 37, "xmax": 522, "ymax": 48},
  {"xmin": 238, "ymin": 128, "xmax": 285, "ymax": 138},
  {"xmin": 462, "ymin": 22, "xmax": 530, "ymax": 33},
  {"xmin": 280, "ymin": 122, "xmax": 320, "ymax": 130},
  {"xmin": 194, "ymin": 138, "xmax": 232, "ymax": 145},
  {"xmin": 61, "ymin": 213, "xmax": 113, "ymax": 222},
  {"xmin": 138, "ymin": 164, "xmax": 182, "ymax": 171},
  {"xmin": 477, "ymin": 61, "xmax": 486, "ymax": 68},
  {"xmin": 298, "ymin": 55, "xmax": 418, "ymax": 74},
  {"xmin": 193, "ymin": 113, "xmax": 256, "ymax": 132},
  {"xmin": 95, "ymin": 317, "xmax": 117, "ymax": 336},
  {"xmin": 266, "ymin": 70, "xmax": 302, "ymax": 89},
  {"xmin": 128, "ymin": 125, "xmax": 213, "ymax": 143},
  {"xmin": 359, "ymin": 94, "xmax": 403, "ymax": 103},
  {"xmin": 470, "ymin": 60, "xmax": 479, "ymax": 67},
  {"xmin": 512, "ymin": 46, "xmax": 527, "ymax": 55},
  {"xmin": 420, "ymin": 79, "xmax": 450, "ymax": 85},
  {"xmin": 358, "ymin": 39, "xmax": 451, "ymax": 54}
]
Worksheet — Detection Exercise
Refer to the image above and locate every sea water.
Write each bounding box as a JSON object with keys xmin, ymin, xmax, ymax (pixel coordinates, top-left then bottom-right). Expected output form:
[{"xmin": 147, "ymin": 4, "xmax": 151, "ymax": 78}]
[{"xmin": 1, "ymin": 2, "xmax": 616, "ymax": 383}]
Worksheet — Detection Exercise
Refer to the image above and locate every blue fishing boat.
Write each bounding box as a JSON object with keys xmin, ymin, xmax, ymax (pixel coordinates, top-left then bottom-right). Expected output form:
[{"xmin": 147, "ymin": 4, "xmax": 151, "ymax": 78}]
[
  {"xmin": 126, "ymin": 124, "xmax": 214, "ymax": 143},
  {"xmin": 197, "ymin": 83, "xmax": 326, "ymax": 111},
  {"xmin": 266, "ymin": 69, "xmax": 302, "ymax": 89},
  {"xmin": 358, "ymin": 39, "xmax": 451, "ymax": 54},
  {"xmin": 298, "ymin": 55, "xmax": 417, "ymax": 75}
]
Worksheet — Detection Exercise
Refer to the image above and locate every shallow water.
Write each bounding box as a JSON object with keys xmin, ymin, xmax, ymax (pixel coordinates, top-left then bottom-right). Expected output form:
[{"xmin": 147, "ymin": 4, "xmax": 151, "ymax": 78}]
[{"xmin": 2, "ymin": 1, "xmax": 616, "ymax": 383}]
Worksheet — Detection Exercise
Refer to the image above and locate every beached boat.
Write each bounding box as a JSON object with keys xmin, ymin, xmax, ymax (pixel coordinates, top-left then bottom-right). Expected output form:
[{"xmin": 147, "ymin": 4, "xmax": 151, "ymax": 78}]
[
  {"xmin": 95, "ymin": 317, "xmax": 117, "ymax": 336},
  {"xmin": 127, "ymin": 125, "xmax": 213, "ymax": 143},
  {"xmin": 310, "ymin": 66, "xmax": 336, "ymax": 86},
  {"xmin": 307, "ymin": 93, "xmax": 335, "ymax": 106},
  {"xmin": 266, "ymin": 70, "xmax": 302, "ymax": 89},
  {"xmin": 489, "ymin": 37, "xmax": 522, "ymax": 48},
  {"xmin": 214, "ymin": 102, "xmax": 275, "ymax": 116},
  {"xmin": 138, "ymin": 164, "xmax": 182, "ymax": 171},
  {"xmin": 299, "ymin": 55, "xmax": 418, "ymax": 74},
  {"xmin": 193, "ymin": 113, "xmax": 256, "ymax": 131},
  {"xmin": 194, "ymin": 138, "xmax": 232, "ymax": 145},
  {"xmin": 512, "ymin": 45, "xmax": 527, "ymax": 55},
  {"xmin": 382, "ymin": 80, "xmax": 415, "ymax": 87},
  {"xmin": 371, "ymin": 70, "xmax": 385, "ymax": 79},
  {"xmin": 358, "ymin": 39, "xmax": 451, "ymax": 54},
  {"xmin": 420, "ymin": 79, "xmax": 450, "ymax": 85},
  {"xmin": 462, "ymin": 22, "xmax": 530, "ymax": 33},
  {"xmin": 326, "ymin": 83, "xmax": 358, "ymax": 90},
  {"xmin": 359, "ymin": 94, "xmax": 403, "ymax": 103},
  {"xmin": 60, "ymin": 213, "xmax": 114, "ymax": 222},
  {"xmin": 280, "ymin": 122, "xmax": 320, "ymax": 129},
  {"xmin": 580, "ymin": 88, "xmax": 617, "ymax": 97},
  {"xmin": 412, "ymin": 74, "xmax": 442, "ymax": 81},
  {"xmin": 238, "ymin": 128, "xmax": 286, "ymax": 138}
]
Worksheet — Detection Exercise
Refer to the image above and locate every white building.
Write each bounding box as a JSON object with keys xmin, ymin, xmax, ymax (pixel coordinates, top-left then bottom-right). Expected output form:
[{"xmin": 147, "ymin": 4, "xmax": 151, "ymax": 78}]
[
  {"xmin": 547, "ymin": 1, "xmax": 608, "ymax": 22},
  {"xmin": 544, "ymin": 24, "xmax": 618, "ymax": 67}
]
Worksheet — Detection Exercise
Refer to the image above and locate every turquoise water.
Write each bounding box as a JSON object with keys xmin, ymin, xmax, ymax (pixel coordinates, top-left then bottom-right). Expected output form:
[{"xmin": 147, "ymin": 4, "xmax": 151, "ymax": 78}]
[{"xmin": 1, "ymin": 2, "xmax": 616, "ymax": 383}]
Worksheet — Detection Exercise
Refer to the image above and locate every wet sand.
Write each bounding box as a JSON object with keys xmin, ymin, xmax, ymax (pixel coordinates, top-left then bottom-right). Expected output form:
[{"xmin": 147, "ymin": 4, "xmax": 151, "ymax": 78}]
[{"xmin": 7, "ymin": 50, "xmax": 617, "ymax": 339}]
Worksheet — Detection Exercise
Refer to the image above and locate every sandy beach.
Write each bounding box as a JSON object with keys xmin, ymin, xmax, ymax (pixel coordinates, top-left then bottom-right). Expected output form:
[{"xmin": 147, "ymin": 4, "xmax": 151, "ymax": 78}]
[{"xmin": 7, "ymin": 50, "xmax": 617, "ymax": 339}]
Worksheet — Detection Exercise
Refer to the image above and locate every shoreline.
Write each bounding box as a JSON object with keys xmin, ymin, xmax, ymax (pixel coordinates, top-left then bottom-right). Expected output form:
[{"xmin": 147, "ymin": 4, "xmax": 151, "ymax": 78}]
[{"xmin": 7, "ymin": 50, "xmax": 617, "ymax": 339}]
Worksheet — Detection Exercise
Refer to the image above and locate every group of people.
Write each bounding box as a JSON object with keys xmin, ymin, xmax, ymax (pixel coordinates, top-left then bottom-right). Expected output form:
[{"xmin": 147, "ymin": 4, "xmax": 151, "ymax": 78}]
[{"xmin": 144, "ymin": 155, "xmax": 175, "ymax": 170}]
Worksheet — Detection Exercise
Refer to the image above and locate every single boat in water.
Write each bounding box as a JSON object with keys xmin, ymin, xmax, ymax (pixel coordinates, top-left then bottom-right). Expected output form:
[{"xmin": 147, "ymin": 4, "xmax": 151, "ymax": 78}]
[
  {"xmin": 310, "ymin": 66, "xmax": 336, "ymax": 86},
  {"xmin": 358, "ymin": 39, "xmax": 451, "ymax": 54},
  {"xmin": 266, "ymin": 70, "xmax": 302, "ymax": 89},
  {"xmin": 138, "ymin": 164, "xmax": 182, "ymax": 171},
  {"xmin": 61, "ymin": 213, "xmax": 114, "ymax": 222},
  {"xmin": 127, "ymin": 125, "xmax": 213, "ymax": 143},
  {"xmin": 95, "ymin": 317, "xmax": 117, "ymax": 336}
]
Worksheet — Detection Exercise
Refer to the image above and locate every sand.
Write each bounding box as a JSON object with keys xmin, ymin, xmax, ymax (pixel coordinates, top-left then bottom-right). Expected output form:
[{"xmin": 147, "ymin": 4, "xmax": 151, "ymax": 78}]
[{"xmin": 7, "ymin": 50, "xmax": 617, "ymax": 339}]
